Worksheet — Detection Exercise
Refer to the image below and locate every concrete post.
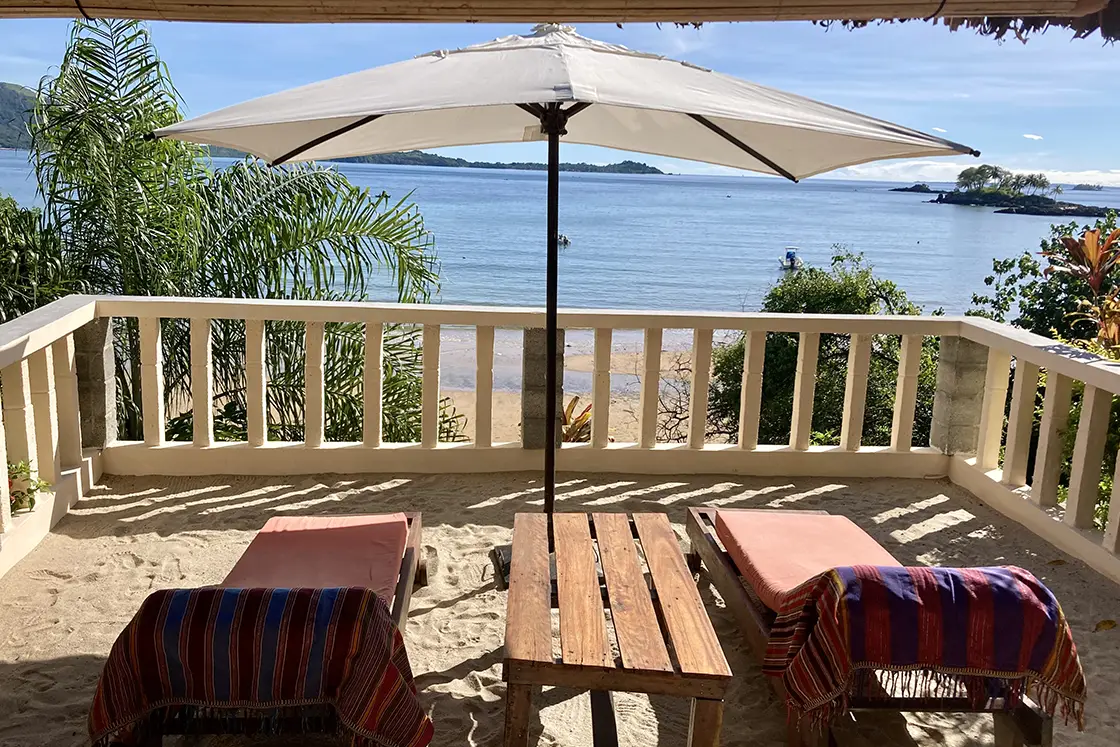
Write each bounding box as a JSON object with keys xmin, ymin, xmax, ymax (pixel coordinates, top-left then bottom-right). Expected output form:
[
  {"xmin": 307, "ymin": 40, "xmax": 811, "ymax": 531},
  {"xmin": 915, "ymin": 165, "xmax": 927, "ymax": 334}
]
[
  {"xmin": 74, "ymin": 317, "xmax": 117, "ymax": 449},
  {"xmin": 930, "ymin": 336, "xmax": 989, "ymax": 455},
  {"xmin": 521, "ymin": 327, "xmax": 564, "ymax": 450}
]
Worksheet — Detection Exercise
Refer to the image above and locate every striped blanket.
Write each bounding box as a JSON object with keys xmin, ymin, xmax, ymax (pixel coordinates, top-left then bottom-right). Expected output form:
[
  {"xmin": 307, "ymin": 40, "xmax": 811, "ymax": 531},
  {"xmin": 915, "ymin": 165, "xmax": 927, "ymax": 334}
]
[
  {"xmin": 762, "ymin": 565, "xmax": 1086, "ymax": 729},
  {"xmin": 89, "ymin": 587, "xmax": 433, "ymax": 747}
]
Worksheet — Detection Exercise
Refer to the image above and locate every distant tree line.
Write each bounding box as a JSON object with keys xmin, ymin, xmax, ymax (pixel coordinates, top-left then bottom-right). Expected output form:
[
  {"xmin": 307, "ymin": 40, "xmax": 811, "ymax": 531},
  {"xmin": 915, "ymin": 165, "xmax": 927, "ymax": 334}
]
[{"xmin": 955, "ymin": 164, "xmax": 1060, "ymax": 197}]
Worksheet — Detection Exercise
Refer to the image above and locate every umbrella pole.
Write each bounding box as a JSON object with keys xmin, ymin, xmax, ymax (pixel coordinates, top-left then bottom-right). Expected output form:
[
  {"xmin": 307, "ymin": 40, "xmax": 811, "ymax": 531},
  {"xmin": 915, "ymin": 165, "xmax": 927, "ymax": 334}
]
[{"xmin": 544, "ymin": 126, "xmax": 560, "ymax": 534}]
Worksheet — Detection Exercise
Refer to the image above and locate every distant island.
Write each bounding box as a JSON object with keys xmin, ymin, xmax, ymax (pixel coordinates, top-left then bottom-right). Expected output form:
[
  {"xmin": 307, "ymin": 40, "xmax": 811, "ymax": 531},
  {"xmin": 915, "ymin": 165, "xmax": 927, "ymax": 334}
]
[
  {"xmin": 0, "ymin": 82, "xmax": 35, "ymax": 150},
  {"xmin": 208, "ymin": 146, "xmax": 665, "ymax": 174},
  {"xmin": 889, "ymin": 183, "xmax": 935, "ymax": 193},
  {"xmin": 1071, "ymin": 183, "xmax": 1105, "ymax": 192},
  {"xmin": 925, "ymin": 164, "xmax": 1112, "ymax": 218}
]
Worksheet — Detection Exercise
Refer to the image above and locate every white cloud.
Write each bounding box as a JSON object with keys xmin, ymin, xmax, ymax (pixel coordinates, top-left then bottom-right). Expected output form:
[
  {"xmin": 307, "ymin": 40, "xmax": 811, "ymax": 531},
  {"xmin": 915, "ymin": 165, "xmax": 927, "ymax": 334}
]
[
  {"xmin": 832, "ymin": 159, "xmax": 1120, "ymax": 187},
  {"xmin": 932, "ymin": 127, "xmax": 948, "ymax": 133},
  {"xmin": 1023, "ymin": 134, "xmax": 1044, "ymax": 141}
]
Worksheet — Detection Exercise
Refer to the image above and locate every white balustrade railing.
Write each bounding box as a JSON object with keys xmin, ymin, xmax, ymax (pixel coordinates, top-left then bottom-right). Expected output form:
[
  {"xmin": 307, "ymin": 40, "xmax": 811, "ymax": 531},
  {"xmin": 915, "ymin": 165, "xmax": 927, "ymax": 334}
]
[{"xmin": 3, "ymin": 295, "xmax": 1120, "ymax": 585}]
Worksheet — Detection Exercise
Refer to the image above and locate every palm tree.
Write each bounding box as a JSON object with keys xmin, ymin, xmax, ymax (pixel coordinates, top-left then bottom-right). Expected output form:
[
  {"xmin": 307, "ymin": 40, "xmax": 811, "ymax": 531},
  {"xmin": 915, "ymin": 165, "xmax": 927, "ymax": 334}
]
[{"xmin": 31, "ymin": 19, "xmax": 461, "ymax": 443}]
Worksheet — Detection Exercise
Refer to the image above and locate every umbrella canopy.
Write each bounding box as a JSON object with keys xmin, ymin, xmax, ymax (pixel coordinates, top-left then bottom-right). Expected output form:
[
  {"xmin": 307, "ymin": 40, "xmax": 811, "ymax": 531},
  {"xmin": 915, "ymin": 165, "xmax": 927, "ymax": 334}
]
[
  {"xmin": 154, "ymin": 24, "xmax": 978, "ymax": 523},
  {"xmin": 156, "ymin": 24, "xmax": 977, "ymax": 175}
]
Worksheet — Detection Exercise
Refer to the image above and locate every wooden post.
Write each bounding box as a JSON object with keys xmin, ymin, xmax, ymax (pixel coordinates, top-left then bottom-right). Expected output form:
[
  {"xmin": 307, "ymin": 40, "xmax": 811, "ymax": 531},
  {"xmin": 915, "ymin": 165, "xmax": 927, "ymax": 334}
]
[
  {"xmin": 245, "ymin": 319, "xmax": 267, "ymax": 447},
  {"xmin": 890, "ymin": 334, "xmax": 923, "ymax": 451},
  {"xmin": 27, "ymin": 348, "xmax": 60, "ymax": 485},
  {"xmin": 363, "ymin": 322, "xmax": 383, "ymax": 447},
  {"xmin": 737, "ymin": 330, "xmax": 765, "ymax": 450},
  {"xmin": 790, "ymin": 332, "xmax": 820, "ymax": 451},
  {"xmin": 840, "ymin": 333, "xmax": 871, "ymax": 451},
  {"xmin": 476, "ymin": 325, "xmax": 494, "ymax": 448},
  {"xmin": 421, "ymin": 324, "xmax": 440, "ymax": 448},
  {"xmin": 52, "ymin": 335, "xmax": 83, "ymax": 469},
  {"xmin": 687, "ymin": 698, "xmax": 724, "ymax": 747},
  {"xmin": 1, "ymin": 360, "xmax": 35, "ymax": 469},
  {"xmin": 592, "ymin": 328, "xmax": 612, "ymax": 448},
  {"xmin": 1065, "ymin": 384, "xmax": 1111, "ymax": 529},
  {"xmin": 639, "ymin": 327, "xmax": 663, "ymax": 448},
  {"xmin": 688, "ymin": 328, "xmax": 713, "ymax": 449},
  {"xmin": 304, "ymin": 321, "xmax": 325, "ymax": 447},
  {"xmin": 1032, "ymin": 372, "xmax": 1073, "ymax": 508},
  {"xmin": 975, "ymin": 348, "xmax": 1012, "ymax": 471},
  {"xmin": 1002, "ymin": 361, "xmax": 1040, "ymax": 487},
  {"xmin": 138, "ymin": 318, "xmax": 164, "ymax": 447},
  {"xmin": 190, "ymin": 318, "xmax": 214, "ymax": 447}
]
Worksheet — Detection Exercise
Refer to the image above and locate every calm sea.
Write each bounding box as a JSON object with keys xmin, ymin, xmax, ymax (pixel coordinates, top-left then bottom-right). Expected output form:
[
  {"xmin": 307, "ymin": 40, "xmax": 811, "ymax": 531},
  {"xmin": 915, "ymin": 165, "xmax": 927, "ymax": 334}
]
[{"xmin": 4, "ymin": 149, "xmax": 1120, "ymax": 316}]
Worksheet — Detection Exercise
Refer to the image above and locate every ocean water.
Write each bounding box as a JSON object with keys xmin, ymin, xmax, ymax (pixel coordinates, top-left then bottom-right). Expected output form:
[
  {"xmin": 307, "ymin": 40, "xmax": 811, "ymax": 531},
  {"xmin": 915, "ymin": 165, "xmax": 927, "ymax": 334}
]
[{"xmin": 4, "ymin": 149, "xmax": 1120, "ymax": 316}]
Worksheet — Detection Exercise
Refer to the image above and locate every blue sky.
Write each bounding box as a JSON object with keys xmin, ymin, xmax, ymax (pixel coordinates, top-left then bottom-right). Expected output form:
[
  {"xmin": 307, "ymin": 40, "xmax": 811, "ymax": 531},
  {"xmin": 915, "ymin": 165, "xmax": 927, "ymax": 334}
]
[{"xmin": 2, "ymin": 19, "xmax": 1119, "ymax": 183}]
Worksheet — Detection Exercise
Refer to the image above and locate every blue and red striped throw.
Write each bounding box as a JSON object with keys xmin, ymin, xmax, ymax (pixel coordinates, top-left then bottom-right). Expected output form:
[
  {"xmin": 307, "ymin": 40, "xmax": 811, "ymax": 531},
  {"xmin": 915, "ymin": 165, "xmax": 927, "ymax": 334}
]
[
  {"xmin": 89, "ymin": 587, "xmax": 433, "ymax": 747},
  {"xmin": 762, "ymin": 565, "xmax": 1086, "ymax": 729}
]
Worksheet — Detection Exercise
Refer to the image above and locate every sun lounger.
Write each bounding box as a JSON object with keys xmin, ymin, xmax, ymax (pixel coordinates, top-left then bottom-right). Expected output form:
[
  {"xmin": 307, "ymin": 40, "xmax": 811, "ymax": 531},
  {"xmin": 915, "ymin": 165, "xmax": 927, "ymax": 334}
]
[
  {"xmin": 89, "ymin": 513, "xmax": 429, "ymax": 746},
  {"xmin": 685, "ymin": 507, "xmax": 1084, "ymax": 747}
]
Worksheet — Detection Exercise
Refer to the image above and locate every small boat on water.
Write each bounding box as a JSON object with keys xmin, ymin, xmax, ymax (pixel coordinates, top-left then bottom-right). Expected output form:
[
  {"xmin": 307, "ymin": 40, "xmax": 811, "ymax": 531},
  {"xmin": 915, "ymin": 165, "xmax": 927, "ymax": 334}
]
[
  {"xmin": 558, "ymin": 234, "xmax": 571, "ymax": 247},
  {"xmin": 779, "ymin": 247, "xmax": 803, "ymax": 270}
]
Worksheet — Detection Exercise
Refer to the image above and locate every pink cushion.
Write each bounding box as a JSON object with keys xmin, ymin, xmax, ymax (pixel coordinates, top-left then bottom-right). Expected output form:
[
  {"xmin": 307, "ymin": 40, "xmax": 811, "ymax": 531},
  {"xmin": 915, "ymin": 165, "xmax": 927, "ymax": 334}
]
[
  {"xmin": 222, "ymin": 514, "xmax": 409, "ymax": 603},
  {"xmin": 715, "ymin": 510, "xmax": 901, "ymax": 612}
]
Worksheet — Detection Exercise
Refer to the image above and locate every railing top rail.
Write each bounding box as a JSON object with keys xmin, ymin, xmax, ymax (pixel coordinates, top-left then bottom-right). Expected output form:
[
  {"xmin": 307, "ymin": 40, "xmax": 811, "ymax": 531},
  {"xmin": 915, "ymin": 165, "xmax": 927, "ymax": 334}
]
[
  {"xmin": 94, "ymin": 296, "xmax": 960, "ymax": 335},
  {"xmin": 960, "ymin": 316, "xmax": 1120, "ymax": 396},
  {"xmin": 0, "ymin": 295, "xmax": 97, "ymax": 371}
]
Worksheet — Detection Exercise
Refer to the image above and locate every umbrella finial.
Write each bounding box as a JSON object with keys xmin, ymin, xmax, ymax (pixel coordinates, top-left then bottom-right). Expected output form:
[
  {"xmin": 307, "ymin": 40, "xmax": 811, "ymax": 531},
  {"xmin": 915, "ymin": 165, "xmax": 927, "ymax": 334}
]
[{"xmin": 531, "ymin": 22, "xmax": 575, "ymax": 36}]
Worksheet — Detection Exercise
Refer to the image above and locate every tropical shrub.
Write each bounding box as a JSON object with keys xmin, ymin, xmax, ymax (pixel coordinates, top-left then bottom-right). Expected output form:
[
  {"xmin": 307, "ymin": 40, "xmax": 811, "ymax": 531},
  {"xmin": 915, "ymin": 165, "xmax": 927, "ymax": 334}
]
[
  {"xmin": 707, "ymin": 251, "xmax": 939, "ymax": 446},
  {"xmin": 19, "ymin": 18, "xmax": 459, "ymax": 443},
  {"xmin": 8, "ymin": 461, "xmax": 49, "ymax": 513},
  {"xmin": 0, "ymin": 196, "xmax": 75, "ymax": 322}
]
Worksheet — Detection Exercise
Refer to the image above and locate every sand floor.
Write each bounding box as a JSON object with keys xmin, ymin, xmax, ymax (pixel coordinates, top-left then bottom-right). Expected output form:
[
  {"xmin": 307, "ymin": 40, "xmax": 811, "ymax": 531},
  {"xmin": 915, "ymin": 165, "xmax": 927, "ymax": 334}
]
[{"xmin": 1, "ymin": 473, "xmax": 1118, "ymax": 747}]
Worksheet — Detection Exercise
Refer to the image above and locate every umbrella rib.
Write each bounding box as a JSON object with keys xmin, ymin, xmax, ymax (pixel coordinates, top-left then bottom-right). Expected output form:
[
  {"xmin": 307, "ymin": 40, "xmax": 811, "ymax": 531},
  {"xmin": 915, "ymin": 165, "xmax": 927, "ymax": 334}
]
[
  {"xmin": 688, "ymin": 114, "xmax": 798, "ymax": 183},
  {"xmin": 270, "ymin": 113, "xmax": 384, "ymax": 166}
]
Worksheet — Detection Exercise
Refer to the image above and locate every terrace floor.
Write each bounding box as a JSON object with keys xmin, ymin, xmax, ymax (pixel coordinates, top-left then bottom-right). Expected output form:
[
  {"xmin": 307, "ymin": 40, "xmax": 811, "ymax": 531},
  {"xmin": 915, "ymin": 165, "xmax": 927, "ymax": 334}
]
[{"xmin": 0, "ymin": 473, "xmax": 1117, "ymax": 747}]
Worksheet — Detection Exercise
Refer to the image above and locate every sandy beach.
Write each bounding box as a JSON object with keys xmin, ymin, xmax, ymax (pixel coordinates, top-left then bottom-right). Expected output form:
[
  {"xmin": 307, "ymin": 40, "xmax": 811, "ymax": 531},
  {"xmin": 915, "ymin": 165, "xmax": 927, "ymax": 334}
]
[{"xmin": 0, "ymin": 472, "xmax": 1117, "ymax": 747}]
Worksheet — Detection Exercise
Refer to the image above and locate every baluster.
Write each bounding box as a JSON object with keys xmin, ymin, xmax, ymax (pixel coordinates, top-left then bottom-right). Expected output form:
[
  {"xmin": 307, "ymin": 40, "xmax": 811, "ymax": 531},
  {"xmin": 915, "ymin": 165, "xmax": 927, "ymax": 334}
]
[
  {"xmin": 0, "ymin": 402, "xmax": 9, "ymax": 531},
  {"xmin": 639, "ymin": 328, "xmax": 663, "ymax": 448},
  {"xmin": 790, "ymin": 332, "xmax": 820, "ymax": 451},
  {"xmin": 1106, "ymin": 456, "xmax": 1120, "ymax": 554},
  {"xmin": 27, "ymin": 348, "xmax": 60, "ymax": 484},
  {"xmin": 1002, "ymin": 361, "xmax": 1040, "ymax": 487},
  {"xmin": 840, "ymin": 334, "xmax": 872, "ymax": 451},
  {"xmin": 52, "ymin": 335, "xmax": 83, "ymax": 468},
  {"xmin": 1, "ymin": 360, "xmax": 35, "ymax": 469},
  {"xmin": 305, "ymin": 322, "xmax": 325, "ymax": 447},
  {"xmin": 190, "ymin": 318, "xmax": 214, "ymax": 447},
  {"xmin": 139, "ymin": 318, "xmax": 164, "ymax": 446},
  {"xmin": 738, "ymin": 331, "xmax": 765, "ymax": 450},
  {"xmin": 475, "ymin": 325, "xmax": 494, "ymax": 448},
  {"xmin": 890, "ymin": 334, "xmax": 922, "ymax": 451},
  {"xmin": 421, "ymin": 324, "xmax": 441, "ymax": 448},
  {"xmin": 363, "ymin": 322, "xmax": 383, "ymax": 447},
  {"xmin": 245, "ymin": 319, "xmax": 267, "ymax": 446},
  {"xmin": 975, "ymin": 348, "xmax": 1012, "ymax": 471},
  {"xmin": 1065, "ymin": 384, "xmax": 1111, "ymax": 529},
  {"xmin": 592, "ymin": 328, "xmax": 612, "ymax": 448},
  {"xmin": 688, "ymin": 328, "xmax": 713, "ymax": 449},
  {"xmin": 1032, "ymin": 372, "xmax": 1073, "ymax": 508}
]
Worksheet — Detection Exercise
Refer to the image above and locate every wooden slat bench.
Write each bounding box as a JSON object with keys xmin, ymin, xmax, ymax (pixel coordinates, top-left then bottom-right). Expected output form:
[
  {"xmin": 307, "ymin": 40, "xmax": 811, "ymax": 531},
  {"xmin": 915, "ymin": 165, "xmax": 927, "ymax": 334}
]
[{"xmin": 503, "ymin": 512, "xmax": 732, "ymax": 747}]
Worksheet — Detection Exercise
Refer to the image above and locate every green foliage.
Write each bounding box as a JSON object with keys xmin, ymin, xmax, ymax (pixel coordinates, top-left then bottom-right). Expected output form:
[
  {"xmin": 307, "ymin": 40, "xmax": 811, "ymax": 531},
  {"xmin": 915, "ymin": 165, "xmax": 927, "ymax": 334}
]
[
  {"xmin": 955, "ymin": 164, "xmax": 1053, "ymax": 197},
  {"xmin": 0, "ymin": 196, "xmax": 77, "ymax": 322},
  {"xmin": 7, "ymin": 460, "xmax": 49, "ymax": 513},
  {"xmin": 709, "ymin": 251, "xmax": 938, "ymax": 446},
  {"xmin": 18, "ymin": 18, "xmax": 457, "ymax": 444}
]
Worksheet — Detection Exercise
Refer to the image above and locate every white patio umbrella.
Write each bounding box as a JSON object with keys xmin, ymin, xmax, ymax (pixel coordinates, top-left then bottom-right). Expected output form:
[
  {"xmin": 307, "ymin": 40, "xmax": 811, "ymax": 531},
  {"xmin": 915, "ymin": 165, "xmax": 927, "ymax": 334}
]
[{"xmin": 154, "ymin": 23, "xmax": 978, "ymax": 517}]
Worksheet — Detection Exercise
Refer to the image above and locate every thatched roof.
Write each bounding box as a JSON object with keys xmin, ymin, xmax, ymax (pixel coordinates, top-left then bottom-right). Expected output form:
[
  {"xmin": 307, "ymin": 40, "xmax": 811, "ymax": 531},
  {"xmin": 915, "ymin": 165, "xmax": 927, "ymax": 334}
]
[{"xmin": 0, "ymin": 0, "xmax": 1114, "ymax": 40}]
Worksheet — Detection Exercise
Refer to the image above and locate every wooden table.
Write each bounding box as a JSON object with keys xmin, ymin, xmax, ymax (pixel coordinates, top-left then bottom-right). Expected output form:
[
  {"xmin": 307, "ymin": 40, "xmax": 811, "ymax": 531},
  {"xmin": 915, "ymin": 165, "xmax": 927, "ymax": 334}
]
[{"xmin": 502, "ymin": 512, "xmax": 732, "ymax": 747}]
